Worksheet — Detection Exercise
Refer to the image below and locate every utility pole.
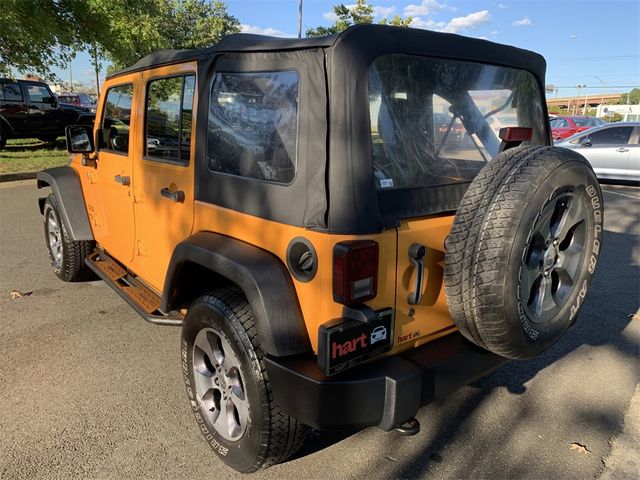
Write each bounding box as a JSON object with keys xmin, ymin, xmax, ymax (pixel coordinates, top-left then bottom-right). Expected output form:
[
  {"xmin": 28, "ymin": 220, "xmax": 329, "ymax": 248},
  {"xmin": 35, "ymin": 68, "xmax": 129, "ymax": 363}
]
[
  {"xmin": 297, "ymin": 0, "xmax": 303, "ymax": 38},
  {"xmin": 69, "ymin": 63, "xmax": 73, "ymax": 92}
]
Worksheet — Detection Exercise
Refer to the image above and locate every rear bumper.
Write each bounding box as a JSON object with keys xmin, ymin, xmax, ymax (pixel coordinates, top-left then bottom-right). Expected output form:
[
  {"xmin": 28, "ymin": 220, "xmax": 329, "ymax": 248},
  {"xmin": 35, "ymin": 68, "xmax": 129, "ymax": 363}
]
[{"xmin": 264, "ymin": 332, "xmax": 507, "ymax": 431}]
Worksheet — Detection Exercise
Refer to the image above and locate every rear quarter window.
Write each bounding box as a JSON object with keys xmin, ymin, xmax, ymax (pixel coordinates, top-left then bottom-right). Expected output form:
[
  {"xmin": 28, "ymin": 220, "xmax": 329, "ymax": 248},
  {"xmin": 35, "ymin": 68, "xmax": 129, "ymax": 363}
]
[
  {"xmin": 207, "ymin": 71, "xmax": 299, "ymax": 184},
  {"xmin": 0, "ymin": 83, "xmax": 23, "ymax": 101}
]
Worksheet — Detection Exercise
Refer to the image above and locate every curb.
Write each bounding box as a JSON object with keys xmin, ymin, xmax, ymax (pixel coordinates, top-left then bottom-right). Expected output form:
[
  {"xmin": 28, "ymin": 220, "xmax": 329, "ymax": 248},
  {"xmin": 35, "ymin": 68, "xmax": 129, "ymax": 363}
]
[{"xmin": 0, "ymin": 172, "xmax": 38, "ymax": 183}]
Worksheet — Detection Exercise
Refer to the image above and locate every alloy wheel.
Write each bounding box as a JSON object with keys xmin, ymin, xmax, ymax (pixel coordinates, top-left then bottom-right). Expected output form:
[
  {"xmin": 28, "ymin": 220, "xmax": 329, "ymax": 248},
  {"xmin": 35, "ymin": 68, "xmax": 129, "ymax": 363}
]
[
  {"xmin": 521, "ymin": 192, "xmax": 587, "ymax": 323},
  {"xmin": 192, "ymin": 328, "xmax": 249, "ymax": 441}
]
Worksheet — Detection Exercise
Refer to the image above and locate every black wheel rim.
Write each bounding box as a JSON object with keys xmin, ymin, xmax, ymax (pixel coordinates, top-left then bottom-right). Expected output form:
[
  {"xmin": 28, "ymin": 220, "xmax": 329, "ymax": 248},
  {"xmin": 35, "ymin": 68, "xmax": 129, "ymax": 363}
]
[
  {"xmin": 521, "ymin": 191, "xmax": 587, "ymax": 324},
  {"xmin": 192, "ymin": 328, "xmax": 249, "ymax": 441}
]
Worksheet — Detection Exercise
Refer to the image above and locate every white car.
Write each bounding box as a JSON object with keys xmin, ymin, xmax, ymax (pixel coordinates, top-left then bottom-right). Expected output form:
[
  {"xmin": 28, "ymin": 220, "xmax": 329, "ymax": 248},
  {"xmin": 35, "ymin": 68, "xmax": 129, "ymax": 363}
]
[{"xmin": 556, "ymin": 122, "xmax": 640, "ymax": 183}]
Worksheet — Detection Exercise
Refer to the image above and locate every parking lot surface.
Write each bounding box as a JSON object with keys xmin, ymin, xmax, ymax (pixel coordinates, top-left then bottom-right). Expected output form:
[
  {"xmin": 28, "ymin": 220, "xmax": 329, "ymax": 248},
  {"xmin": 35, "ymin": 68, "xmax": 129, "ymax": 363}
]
[{"xmin": 1, "ymin": 180, "xmax": 638, "ymax": 479}]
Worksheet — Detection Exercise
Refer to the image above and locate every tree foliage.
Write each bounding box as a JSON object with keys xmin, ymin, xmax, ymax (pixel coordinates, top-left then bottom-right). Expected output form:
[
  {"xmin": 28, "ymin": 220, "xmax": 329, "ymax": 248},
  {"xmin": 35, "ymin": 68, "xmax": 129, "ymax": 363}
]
[
  {"xmin": 617, "ymin": 88, "xmax": 640, "ymax": 105},
  {"xmin": 306, "ymin": 0, "xmax": 411, "ymax": 37},
  {"xmin": 0, "ymin": 0, "xmax": 240, "ymax": 79}
]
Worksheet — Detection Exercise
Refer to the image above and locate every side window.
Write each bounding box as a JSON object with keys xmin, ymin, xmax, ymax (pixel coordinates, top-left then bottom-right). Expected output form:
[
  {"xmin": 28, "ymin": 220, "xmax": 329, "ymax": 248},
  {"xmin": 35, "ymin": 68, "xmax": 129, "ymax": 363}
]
[
  {"xmin": 99, "ymin": 84, "xmax": 133, "ymax": 153},
  {"xmin": 145, "ymin": 74, "xmax": 195, "ymax": 164},
  {"xmin": 26, "ymin": 85, "xmax": 51, "ymax": 103},
  {"xmin": 588, "ymin": 127, "xmax": 632, "ymax": 146},
  {"xmin": 0, "ymin": 83, "xmax": 23, "ymax": 101},
  {"xmin": 551, "ymin": 118, "xmax": 568, "ymax": 128},
  {"xmin": 207, "ymin": 71, "xmax": 299, "ymax": 183}
]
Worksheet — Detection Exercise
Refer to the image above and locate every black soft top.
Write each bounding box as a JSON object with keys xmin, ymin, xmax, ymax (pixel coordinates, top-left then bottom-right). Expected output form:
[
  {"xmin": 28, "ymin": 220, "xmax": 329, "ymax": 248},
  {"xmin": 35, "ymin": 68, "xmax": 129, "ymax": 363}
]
[
  {"xmin": 107, "ymin": 24, "xmax": 545, "ymax": 84},
  {"xmin": 108, "ymin": 24, "xmax": 549, "ymax": 234}
]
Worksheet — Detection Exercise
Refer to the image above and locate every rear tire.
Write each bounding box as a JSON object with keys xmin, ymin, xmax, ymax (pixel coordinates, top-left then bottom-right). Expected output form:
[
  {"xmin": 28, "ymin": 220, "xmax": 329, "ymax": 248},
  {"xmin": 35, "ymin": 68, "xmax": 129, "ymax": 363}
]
[
  {"xmin": 0, "ymin": 125, "xmax": 7, "ymax": 150},
  {"xmin": 181, "ymin": 288, "xmax": 308, "ymax": 473},
  {"xmin": 43, "ymin": 194, "xmax": 96, "ymax": 282},
  {"xmin": 444, "ymin": 146, "xmax": 604, "ymax": 359}
]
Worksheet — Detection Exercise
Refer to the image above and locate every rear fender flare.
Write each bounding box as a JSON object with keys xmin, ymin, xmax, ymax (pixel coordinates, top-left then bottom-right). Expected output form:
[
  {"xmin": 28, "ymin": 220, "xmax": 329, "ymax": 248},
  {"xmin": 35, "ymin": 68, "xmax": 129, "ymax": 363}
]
[{"xmin": 162, "ymin": 232, "xmax": 312, "ymax": 357}]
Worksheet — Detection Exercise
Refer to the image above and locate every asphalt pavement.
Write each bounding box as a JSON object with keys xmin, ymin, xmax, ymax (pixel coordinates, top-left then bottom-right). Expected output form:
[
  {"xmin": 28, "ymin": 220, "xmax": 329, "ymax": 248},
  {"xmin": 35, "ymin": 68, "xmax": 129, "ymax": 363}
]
[{"xmin": 0, "ymin": 180, "xmax": 638, "ymax": 479}]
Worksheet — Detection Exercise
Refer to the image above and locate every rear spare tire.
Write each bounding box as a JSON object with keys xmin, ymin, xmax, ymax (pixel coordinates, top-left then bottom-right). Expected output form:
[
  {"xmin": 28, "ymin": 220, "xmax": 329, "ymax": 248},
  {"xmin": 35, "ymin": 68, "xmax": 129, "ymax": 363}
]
[{"xmin": 444, "ymin": 146, "xmax": 603, "ymax": 359}]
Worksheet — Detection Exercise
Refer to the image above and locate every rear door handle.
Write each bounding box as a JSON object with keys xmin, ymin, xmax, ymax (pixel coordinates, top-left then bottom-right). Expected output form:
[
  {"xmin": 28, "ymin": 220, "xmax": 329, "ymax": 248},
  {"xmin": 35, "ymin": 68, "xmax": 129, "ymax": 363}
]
[
  {"xmin": 407, "ymin": 243, "xmax": 426, "ymax": 305},
  {"xmin": 160, "ymin": 187, "xmax": 185, "ymax": 203},
  {"xmin": 616, "ymin": 147, "xmax": 629, "ymax": 153},
  {"xmin": 114, "ymin": 175, "xmax": 130, "ymax": 186}
]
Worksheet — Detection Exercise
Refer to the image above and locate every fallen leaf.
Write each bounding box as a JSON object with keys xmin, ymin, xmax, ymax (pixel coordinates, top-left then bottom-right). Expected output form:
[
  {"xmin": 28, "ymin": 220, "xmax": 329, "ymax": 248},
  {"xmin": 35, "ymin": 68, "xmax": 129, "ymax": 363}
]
[
  {"xmin": 570, "ymin": 442, "xmax": 591, "ymax": 455},
  {"xmin": 9, "ymin": 290, "xmax": 33, "ymax": 299}
]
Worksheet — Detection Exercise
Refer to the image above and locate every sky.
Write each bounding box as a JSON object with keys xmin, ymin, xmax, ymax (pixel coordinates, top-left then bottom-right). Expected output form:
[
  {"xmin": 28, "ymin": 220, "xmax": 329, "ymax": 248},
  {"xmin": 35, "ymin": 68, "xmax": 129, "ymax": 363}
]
[{"xmin": 57, "ymin": 0, "xmax": 639, "ymax": 99}]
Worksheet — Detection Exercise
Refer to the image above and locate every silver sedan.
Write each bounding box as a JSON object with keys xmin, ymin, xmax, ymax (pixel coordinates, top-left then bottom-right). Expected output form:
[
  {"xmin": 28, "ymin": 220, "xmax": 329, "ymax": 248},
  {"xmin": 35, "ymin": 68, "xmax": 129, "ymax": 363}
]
[{"xmin": 555, "ymin": 122, "xmax": 639, "ymax": 183}]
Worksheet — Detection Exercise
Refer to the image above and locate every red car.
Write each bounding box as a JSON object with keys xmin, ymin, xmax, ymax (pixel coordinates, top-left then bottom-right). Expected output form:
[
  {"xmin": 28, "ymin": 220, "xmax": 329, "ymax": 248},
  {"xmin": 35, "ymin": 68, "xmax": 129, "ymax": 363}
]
[{"xmin": 550, "ymin": 115, "xmax": 606, "ymax": 141}]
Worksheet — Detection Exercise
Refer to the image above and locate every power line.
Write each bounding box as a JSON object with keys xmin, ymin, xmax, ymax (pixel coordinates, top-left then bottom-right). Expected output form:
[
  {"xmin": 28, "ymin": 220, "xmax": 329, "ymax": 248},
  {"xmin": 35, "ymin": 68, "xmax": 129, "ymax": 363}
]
[
  {"xmin": 550, "ymin": 85, "xmax": 639, "ymax": 89},
  {"xmin": 549, "ymin": 55, "xmax": 640, "ymax": 60}
]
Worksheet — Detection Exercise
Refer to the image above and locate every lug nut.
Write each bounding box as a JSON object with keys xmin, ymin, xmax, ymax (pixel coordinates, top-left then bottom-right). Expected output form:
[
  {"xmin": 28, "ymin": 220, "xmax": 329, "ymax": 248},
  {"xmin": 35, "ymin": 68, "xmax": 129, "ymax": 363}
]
[
  {"xmin": 553, "ymin": 239, "xmax": 559, "ymax": 246},
  {"xmin": 544, "ymin": 270, "xmax": 549, "ymax": 276}
]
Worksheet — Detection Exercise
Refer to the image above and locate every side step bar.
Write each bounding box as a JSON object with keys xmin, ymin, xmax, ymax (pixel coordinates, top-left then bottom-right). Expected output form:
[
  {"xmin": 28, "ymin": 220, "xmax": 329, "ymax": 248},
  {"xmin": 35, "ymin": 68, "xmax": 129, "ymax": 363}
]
[{"xmin": 86, "ymin": 250, "xmax": 183, "ymax": 326}]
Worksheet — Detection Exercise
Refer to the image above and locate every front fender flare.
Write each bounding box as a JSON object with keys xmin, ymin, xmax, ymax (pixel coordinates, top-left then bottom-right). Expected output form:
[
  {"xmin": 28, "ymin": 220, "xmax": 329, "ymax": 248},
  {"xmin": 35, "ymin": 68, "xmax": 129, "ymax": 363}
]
[
  {"xmin": 37, "ymin": 166, "xmax": 93, "ymax": 241},
  {"xmin": 162, "ymin": 232, "xmax": 312, "ymax": 357}
]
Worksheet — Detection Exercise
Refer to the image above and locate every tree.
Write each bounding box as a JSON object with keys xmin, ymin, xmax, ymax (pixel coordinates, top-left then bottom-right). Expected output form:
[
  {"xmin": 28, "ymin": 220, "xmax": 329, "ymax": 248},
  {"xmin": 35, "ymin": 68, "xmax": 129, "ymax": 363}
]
[
  {"xmin": 617, "ymin": 88, "xmax": 640, "ymax": 105},
  {"xmin": 0, "ymin": 0, "xmax": 240, "ymax": 80},
  {"xmin": 379, "ymin": 15, "xmax": 413, "ymax": 27},
  {"xmin": 306, "ymin": 0, "xmax": 411, "ymax": 37}
]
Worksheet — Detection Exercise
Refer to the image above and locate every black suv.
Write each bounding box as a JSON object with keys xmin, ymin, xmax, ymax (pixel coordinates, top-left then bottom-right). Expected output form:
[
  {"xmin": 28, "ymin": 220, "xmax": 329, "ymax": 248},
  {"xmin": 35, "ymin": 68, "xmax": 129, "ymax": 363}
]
[{"xmin": 0, "ymin": 78, "xmax": 93, "ymax": 149}]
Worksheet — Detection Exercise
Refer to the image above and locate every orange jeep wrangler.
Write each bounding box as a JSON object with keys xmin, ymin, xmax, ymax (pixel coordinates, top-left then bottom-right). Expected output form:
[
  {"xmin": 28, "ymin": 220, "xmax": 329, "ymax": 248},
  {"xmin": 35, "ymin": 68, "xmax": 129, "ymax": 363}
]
[{"xmin": 37, "ymin": 25, "xmax": 603, "ymax": 473}]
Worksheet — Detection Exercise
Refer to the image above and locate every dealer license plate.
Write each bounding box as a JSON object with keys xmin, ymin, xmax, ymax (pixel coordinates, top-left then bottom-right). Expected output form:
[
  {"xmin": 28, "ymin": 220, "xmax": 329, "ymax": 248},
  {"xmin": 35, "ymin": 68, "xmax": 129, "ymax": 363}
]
[{"xmin": 318, "ymin": 308, "xmax": 393, "ymax": 375}]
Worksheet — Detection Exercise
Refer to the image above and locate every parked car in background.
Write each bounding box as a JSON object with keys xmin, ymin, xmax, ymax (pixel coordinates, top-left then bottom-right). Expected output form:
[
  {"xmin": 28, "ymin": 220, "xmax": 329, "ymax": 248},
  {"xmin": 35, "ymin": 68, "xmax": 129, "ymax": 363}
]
[
  {"xmin": 556, "ymin": 122, "xmax": 639, "ymax": 182},
  {"xmin": 550, "ymin": 115, "xmax": 606, "ymax": 141},
  {"xmin": 57, "ymin": 92, "xmax": 97, "ymax": 112},
  {"xmin": 0, "ymin": 78, "xmax": 93, "ymax": 149}
]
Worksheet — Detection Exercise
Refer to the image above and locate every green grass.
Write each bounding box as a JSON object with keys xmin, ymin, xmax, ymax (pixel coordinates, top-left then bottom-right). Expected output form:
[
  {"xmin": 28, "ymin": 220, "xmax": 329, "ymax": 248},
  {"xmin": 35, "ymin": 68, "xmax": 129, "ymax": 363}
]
[{"xmin": 0, "ymin": 137, "xmax": 70, "ymax": 174}]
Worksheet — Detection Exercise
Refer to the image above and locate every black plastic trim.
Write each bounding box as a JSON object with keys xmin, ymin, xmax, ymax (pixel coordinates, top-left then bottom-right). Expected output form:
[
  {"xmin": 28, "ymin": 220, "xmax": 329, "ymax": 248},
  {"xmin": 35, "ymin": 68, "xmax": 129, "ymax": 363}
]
[
  {"xmin": 162, "ymin": 231, "xmax": 312, "ymax": 357},
  {"xmin": 264, "ymin": 332, "xmax": 507, "ymax": 431},
  {"xmin": 36, "ymin": 166, "xmax": 94, "ymax": 241}
]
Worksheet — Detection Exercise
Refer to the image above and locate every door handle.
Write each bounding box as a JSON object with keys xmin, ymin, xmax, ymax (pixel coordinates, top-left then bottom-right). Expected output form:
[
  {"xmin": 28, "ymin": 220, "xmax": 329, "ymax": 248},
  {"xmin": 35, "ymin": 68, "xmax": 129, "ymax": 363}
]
[
  {"xmin": 407, "ymin": 243, "xmax": 426, "ymax": 305},
  {"xmin": 114, "ymin": 175, "xmax": 130, "ymax": 186},
  {"xmin": 616, "ymin": 147, "xmax": 629, "ymax": 153},
  {"xmin": 160, "ymin": 187, "xmax": 185, "ymax": 203}
]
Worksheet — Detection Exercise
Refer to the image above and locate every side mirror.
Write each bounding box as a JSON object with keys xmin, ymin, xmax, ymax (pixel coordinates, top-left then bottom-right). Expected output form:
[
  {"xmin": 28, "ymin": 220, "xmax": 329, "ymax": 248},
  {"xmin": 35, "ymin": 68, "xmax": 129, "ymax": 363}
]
[
  {"xmin": 65, "ymin": 125, "xmax": 95, "ymax": 154},
  {"xmin": 580, "ymin": 138, "xmax": 592, "ymax": 147},
  {"xmin": 42, "ymin": 96, "xmax": 57, "ymax": 105}
]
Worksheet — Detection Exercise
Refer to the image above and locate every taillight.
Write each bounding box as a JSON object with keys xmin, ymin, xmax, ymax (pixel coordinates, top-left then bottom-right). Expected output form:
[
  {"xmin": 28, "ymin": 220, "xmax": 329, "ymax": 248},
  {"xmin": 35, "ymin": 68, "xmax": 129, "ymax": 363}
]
[
  {"xmin": 499, "ymin": 127, "xmax": 533, "ymax": 142},
  {"xmin": 333, "ymin": 240, "xmax": 378, "ymax": 305}
]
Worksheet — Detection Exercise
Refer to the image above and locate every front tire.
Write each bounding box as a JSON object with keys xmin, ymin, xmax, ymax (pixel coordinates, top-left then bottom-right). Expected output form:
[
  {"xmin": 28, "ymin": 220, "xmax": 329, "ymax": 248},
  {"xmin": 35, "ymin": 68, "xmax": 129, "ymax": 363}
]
[
  {"xmin": 181, "ymin": 289, "xmax": 308, "ymax": 473},
  {"xmin": 43, "ymin": 194, "xmax": 95, "ymax": 281}
]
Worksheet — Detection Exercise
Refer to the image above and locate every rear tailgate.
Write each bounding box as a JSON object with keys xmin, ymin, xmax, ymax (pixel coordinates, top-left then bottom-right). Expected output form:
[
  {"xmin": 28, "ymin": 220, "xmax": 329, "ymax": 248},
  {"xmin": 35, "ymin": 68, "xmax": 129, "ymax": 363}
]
[{"xmin": 393, "ymin": 215, "xmax": 457, "ymax": 350}]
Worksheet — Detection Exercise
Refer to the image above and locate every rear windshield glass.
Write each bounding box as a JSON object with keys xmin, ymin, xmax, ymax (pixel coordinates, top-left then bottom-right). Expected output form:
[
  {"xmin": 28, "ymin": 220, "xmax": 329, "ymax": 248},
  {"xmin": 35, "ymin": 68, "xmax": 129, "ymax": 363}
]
[{"xmin": 369, "ymin": 54, "xmax": 546, "ymax": 190}]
